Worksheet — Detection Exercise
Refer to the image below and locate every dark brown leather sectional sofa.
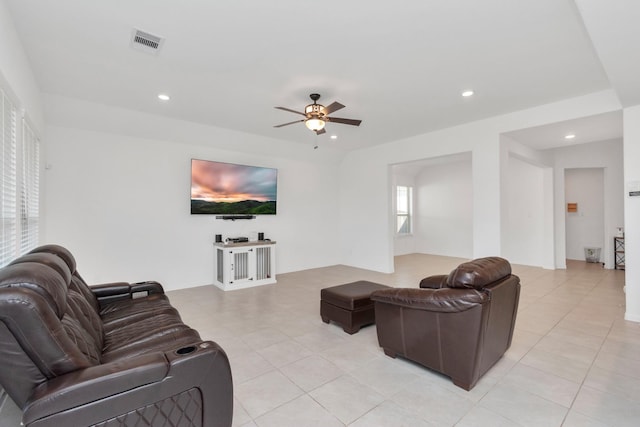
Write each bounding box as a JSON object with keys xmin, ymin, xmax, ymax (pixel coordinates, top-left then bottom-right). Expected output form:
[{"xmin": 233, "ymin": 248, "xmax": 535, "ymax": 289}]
[
  {"xmin": 371, "ymin": 257, "xmax": 520, "ymax": 390},
  {"xmin": 0, "ymin": 244, "xmax": 233, "ymax": 427}
]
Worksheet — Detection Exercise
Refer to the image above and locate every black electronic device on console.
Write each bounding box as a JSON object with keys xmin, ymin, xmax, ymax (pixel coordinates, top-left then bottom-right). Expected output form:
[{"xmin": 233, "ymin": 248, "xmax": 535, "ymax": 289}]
[{"xmin": 228, "ymin": 237, "xmax": 249, "ymax": 243}]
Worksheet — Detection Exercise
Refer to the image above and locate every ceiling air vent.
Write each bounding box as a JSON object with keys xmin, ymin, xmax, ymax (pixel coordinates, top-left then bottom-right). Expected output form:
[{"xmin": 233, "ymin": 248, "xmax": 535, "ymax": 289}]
[{"xmin": 130, "ymin": 29, "xmax": 164, "ymax": 54}]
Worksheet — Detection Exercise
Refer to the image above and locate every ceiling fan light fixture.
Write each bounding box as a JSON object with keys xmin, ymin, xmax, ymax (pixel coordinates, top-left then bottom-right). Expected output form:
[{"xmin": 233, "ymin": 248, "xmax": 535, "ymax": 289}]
[
  {"xmin": 305, "ymin": 103, "xmax": 326, "ymax": 116},
  {"xmin": 305, "ymin": 118, "xmax": 325, "ymax": 131},
  {"xmin": 274, "ymin": 93, "xmax": 359, "ymax": 133}
]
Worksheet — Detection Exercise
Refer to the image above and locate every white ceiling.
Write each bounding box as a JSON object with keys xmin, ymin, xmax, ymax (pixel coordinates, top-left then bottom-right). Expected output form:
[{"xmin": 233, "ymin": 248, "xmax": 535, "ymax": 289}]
[
  {"xmin": 504, "ymin": 111, "xmax": 623, "ymax": 150},
  {"xmin": 4, "ymin": 0, "xmax": 634, "ymax": 151},
  {"xmin": 574, "ymin": 0, "xmax": 640, "ymax": 108}
]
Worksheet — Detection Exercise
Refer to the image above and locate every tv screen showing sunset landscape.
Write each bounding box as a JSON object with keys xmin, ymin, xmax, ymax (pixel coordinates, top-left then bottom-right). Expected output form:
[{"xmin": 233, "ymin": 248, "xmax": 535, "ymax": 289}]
[{"xmin": 190, "ymin": 159, "xmax": 277, "ymax": 215}]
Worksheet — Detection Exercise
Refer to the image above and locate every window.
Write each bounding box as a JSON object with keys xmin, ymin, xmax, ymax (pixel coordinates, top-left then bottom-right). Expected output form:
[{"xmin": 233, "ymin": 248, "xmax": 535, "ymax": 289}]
[
  {"xmin": 396, "ymin": 185, "xmax": 412, "ymax": 235},
  {"xmin": 0, "ymin": 86, "xmax": 40, "ymax": 267}
]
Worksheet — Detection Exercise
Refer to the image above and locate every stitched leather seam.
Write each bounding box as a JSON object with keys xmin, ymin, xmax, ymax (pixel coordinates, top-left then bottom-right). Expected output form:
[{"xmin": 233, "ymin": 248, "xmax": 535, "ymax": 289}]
[
  {"xmin": 436, "ymin": 313, "xmax": 443, "ymax": 372},
  {"xmin": 400, "ymin": 307, "xmax": 406, "ymax": 356}
]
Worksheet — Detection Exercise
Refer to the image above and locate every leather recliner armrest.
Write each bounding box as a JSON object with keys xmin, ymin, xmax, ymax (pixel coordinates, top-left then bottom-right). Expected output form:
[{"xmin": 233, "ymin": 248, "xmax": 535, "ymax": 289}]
[
  {"xmin": 419, "ymin": 275, "xmax": 448, "ymax": 289},
  {"xmin": 370, "ymin": 287, "xmax": 488, "ymax": 313},
  {"xmin": 23, "ymin": 352, "xmax": 169, "ymax": 425},
  {"xmin": 90, "ymin": 282, "xmax": 133, "ymax": 298},
  {"xmin": 23, "ymin": 341, "xmax": 233, "ymax": 427},
  {"xmin": 91, "ymin": 281, "xmax": 165, "ymax": 305},
  {"xmin": 130, "ymin": 281, "xmax": 164, "ymax": 295}
]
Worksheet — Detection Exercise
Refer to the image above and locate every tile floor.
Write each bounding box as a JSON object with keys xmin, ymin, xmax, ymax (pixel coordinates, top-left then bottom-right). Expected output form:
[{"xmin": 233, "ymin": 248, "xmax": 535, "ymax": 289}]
[{"xmin": 1, "ymin": 254, "xmax": 637, "ymax": 426}]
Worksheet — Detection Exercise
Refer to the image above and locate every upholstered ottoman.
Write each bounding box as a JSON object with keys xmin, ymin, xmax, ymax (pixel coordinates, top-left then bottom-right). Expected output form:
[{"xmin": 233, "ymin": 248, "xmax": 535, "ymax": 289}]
[{"xmin": 320, "ymin": 281, "xmax": 391, "ymax": 334}]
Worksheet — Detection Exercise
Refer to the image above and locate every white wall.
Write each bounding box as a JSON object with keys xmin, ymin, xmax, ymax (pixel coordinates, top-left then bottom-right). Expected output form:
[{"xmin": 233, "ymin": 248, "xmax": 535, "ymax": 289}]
[
  {"xmin": 0, "ymin": 1, "xmax": 43, "ymax": 130},
  {"xmin": 339, "ymin": 90, "xmax": 621, "ymax": 273},
  {"xmin": 551, "ymin": 139, "xmax": 624, "ymax": 269},
  {"xmin": 501, "ymin": 136, "xmax": 555, "ymax": 269},
  {"xmin": 564, "ymin": 168, "xmax": 605, "ymax": 262},
  {"xmin": 504, "ymin": 156, "xmax": 546, "ymax": 266},
  {"xmin": 623, "ymin": 106, "xmax": 640, "ymax": 322},
  {"xmin": 414, "ymin": 156, "xmax": 473, "ymax": 258},
  {"xmin": 338, "ymin": 125, "xmax": 502, "ymax": 274},
  {"xmin": 44, "ymin": 99, "xmax": 343, "ymax": 290}
]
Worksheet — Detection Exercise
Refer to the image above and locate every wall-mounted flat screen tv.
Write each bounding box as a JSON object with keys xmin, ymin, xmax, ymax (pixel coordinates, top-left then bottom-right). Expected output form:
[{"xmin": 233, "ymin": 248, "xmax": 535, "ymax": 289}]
[{"xmin": 191, "ymin": 159, "xmax": 277, "ymax": 215}]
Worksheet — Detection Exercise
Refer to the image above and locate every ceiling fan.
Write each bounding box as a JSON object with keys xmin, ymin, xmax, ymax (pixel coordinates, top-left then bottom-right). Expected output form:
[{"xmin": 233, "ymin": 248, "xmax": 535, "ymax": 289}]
[{"xmin": 274, "ymin": 93, "xmax": 362, "ymax": 135}]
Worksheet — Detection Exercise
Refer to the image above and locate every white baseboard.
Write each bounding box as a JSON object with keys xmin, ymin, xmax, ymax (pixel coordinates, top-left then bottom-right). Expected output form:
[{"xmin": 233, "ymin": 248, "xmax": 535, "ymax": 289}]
[{"xmin": 624, "ymin": 312, "xmax": 640, "ymax": 323}]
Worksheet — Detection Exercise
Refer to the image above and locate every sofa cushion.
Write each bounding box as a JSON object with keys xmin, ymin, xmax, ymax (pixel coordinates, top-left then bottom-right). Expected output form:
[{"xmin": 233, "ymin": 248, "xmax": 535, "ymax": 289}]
[
  {"xmin": 9, "ymin": 253, "xmax": 105, "ymax": 359},
  {"xmin": 447, "ymin": 257, "xmax": 512, "ymax": 290},
  {"xmin": 29, "ymin": 245, "xmax": 100, "ymax": 312},
  {"xmin": 29, "ymin": 244, "xmax": 77, "ymax": 275},
  {"xmin": 68, "ymin": 291, "xmax": 103, "ymax": 347},
  {"xmin": 102, "ymin": 312, "xmax": 191, "ymax": 350},
  {"xmin": 0, "ymin": 265, "xmax": 96, "ymax": 379},
  {"xmin": 0, "ymin": 262, "xmax": 69, "ymax": 318},
  {"xmin": 61, "ymin": 312, "xmax": 102, "ymax": 365},
  {"xmin": 99, "ymin": 294, "xmax": 174, "ymax": 326},
  {"xmin": 9, "ymin": 253, "xmax": 72, "ymax": 285}
]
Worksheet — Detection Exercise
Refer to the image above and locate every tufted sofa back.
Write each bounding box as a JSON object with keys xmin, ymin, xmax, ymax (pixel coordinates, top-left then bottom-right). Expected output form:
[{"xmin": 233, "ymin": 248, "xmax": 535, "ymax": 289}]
[
  {"xmin": 0, "ymin": 252, "xmax": 101, "ymax": 406},
  {"xmin": 29, "ymin": 244, "xmax": 101, "ymax": 313}
]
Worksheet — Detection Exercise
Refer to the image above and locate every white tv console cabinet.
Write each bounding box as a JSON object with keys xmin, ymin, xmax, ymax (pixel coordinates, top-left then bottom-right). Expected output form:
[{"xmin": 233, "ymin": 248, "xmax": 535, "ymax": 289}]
[{"xmin": 213, "ymin": 241, "xmax": 276, "ymax": 291}]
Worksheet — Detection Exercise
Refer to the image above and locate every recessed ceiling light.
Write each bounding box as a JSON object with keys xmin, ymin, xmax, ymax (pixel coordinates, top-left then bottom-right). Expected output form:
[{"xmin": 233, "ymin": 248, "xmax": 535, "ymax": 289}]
[
  {"xmin": 462, "ymin": 90, "xmax": 474, "ymax": 97},
  {"xmin": 158, "ymin": 94, "xmax": 170, "ymax": 101},
  {"xmin": 330, "ymin": 135, "xmax": 338, "ymax": 140},
  {"xmin": 564, "ymin": 134, "xmax": 576, "ymax": 140}
]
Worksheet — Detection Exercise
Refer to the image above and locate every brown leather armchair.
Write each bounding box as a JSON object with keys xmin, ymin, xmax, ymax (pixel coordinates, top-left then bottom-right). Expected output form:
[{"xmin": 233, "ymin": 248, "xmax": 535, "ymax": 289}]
[{"xmin": 370, "ymin": 257, "xmax": 520, "ymax": 390}]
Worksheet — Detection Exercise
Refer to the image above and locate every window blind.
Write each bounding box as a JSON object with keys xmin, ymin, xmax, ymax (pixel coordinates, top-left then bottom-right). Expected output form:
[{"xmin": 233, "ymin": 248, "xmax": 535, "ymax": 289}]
[
  {"xmin": 1, "ymin": 88, "xmax": 17, "ymax": 267},
  {"xmin": 20, "ymin": 118, "xmax": 39, "ymax": 255}
]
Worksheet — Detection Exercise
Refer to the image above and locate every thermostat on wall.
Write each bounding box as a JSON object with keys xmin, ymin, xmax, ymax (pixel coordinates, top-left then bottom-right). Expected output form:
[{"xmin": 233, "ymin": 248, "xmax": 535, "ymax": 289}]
[{"xmin": 628, "ymin": 181, "xmax": 640, "ymax": 197}]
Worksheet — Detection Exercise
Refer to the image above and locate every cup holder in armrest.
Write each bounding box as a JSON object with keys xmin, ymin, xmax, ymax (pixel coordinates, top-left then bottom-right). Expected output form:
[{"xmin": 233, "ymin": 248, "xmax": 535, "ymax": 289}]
[{"xmin": 176, "ymin": 345, "xmax": 197, "ymax": 355}]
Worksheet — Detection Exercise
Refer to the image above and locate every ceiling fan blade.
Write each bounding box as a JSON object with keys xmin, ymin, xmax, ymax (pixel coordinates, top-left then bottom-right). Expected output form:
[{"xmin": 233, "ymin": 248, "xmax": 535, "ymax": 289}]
[
  {"xmin": 315, "ymin": 128, "xmax": 326, "ymax": 135},
  {"xmin": 275, "ymin": 106, "xmax": 306, "ymax": 116},
  {"xmin": 324, "ymin": 102, "xmax": 345, "ymax": 115},
  {"xmin": 326, "ymin": 117, "xmax": 362, "ymax": 126},
  {"xmin": 273, "ymin": 119, "xmax": 304, "ymax": 128}
]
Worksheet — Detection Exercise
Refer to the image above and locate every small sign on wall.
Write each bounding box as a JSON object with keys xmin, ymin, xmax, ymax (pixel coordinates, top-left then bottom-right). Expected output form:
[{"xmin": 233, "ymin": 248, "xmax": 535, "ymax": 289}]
[
  {"xmin": 628, "ymin": 181, "xmax": 640, "ymax": 197},
  {"xmin": 567, "ymin": 202, "xmax": 578, "ymax": 213}
]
